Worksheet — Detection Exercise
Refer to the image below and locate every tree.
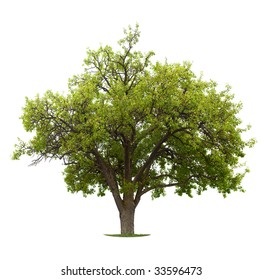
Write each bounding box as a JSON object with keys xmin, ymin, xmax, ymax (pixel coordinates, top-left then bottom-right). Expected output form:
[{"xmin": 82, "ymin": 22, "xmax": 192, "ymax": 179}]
[{"xmin": 13, "ymin": 24, "xmax": 255, "ymax": 235}]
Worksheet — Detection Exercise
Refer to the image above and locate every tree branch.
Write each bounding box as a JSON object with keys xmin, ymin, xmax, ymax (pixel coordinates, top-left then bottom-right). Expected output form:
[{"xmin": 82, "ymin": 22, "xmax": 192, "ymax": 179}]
[
  {"xmin": 140, "ymin": 182, "xmax": 179, "ymax": 196},
  {"xmin": 133, "ymin": 131, "xmax": 171, "ymax": 184},
  {"xmin": 92, "ymin": 149, "xmax": 123, "ymax": 212}
]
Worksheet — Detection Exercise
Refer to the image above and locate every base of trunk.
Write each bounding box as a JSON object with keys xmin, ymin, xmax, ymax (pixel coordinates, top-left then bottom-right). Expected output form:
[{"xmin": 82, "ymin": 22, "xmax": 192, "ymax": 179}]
[{"xmin": 120, "ymin": 204, "xmax": 135, "ymax": 234}]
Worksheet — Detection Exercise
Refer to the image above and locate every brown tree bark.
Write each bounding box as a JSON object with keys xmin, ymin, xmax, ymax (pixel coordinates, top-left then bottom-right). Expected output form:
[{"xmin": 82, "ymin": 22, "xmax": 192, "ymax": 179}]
[{"xmin": 119, "ymin": 199, "xmax": 136, "ymax": 234}]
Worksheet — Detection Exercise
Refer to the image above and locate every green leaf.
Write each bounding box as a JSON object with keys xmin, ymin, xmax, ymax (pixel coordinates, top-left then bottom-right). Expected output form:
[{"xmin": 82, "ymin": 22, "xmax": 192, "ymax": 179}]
[{"xmin": 13, "ymin": 24, "xmax": 255, "ymax": 202}]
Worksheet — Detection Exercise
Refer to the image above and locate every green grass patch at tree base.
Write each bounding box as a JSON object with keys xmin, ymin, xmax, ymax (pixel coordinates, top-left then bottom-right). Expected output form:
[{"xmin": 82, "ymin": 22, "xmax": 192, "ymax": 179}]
[{"xmin": 104, "ymin": 234, "xmax": 150, "ymax": 237}]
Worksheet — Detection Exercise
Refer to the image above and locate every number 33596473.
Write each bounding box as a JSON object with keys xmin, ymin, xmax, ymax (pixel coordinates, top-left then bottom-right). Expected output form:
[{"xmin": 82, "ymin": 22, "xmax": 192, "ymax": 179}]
[{"xmin": 154, "ymin": 267, "xmax": 202, "ymax": 276}]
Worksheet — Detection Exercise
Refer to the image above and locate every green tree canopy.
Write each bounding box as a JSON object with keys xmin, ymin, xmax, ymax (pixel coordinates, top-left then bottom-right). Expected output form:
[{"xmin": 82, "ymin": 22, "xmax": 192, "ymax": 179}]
[{"xmin": 13, "ymin": 24, "xmax": 255, "ymax": 234}]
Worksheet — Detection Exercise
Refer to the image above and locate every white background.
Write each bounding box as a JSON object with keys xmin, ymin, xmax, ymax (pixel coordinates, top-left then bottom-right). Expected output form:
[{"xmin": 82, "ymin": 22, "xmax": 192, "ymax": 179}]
[{"xmin": 0, "ymin": 0, "xmax": 261, "ymax": 279}]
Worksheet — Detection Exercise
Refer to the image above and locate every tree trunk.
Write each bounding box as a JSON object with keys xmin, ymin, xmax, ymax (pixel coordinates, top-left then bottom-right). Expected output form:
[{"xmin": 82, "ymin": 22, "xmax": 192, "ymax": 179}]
[{"xmin": 119, "ymin": 200, "xmax": 135, "ymax": 234}]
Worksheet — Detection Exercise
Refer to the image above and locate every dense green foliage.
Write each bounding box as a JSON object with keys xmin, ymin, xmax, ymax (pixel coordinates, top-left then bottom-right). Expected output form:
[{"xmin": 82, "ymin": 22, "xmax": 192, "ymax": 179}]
[{"xmin": 13, "ymin": 24, "xmax": 254, "ymax": 207}]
